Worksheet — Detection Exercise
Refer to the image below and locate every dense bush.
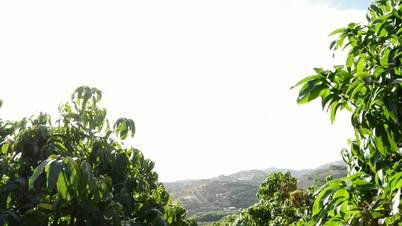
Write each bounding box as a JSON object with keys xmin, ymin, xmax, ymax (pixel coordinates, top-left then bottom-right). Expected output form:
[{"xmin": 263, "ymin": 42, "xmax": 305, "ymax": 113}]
[{"xmin": 0, "ymin": 86, "xmax": 196, "ymax": 226}]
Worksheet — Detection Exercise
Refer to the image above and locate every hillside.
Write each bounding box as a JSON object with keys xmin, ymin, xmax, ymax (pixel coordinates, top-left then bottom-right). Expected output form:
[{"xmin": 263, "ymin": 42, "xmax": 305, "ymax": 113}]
[{"xmin": 163, "ymin": 161, "xmax": 347, "ymax": 221}]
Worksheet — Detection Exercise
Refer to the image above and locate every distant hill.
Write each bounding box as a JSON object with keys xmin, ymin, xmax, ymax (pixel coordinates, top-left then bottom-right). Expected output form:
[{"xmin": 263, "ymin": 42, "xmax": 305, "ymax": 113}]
[{"xmin": 163, "ymin": 161, "xmax": 347, "ymax": 219}]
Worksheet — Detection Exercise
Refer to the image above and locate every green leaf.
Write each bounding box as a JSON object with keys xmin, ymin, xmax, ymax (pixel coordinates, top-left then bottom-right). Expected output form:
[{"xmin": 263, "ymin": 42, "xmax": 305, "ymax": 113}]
[
  {"xmin": 345, "ymin": 78, "xmax": 362, "ymax": 97},
  {"xmin": 29, "ymin": 159, "xmax": 54, "ymax": 189},
  {"xmin": 330, "ymin": 28, "xmax": 345, "ymax": 36},
  {"xmin": 330, "ymin": 101, "xmax": 341, "ymax": 123},
  {"xmin": 374, "ymin": 136, "xmax": 386, "ymax": 157},
  {"xmin": 45, "ymin": 160, "xmax": 62, "ymax": 192},
  {"xmin": 356, "ymin": 55, "xmax": 366, "ymax": 74},
  {"xmin": 350, "ymin": 82, "xmax": 365, "ymax": 99},
  {"xmin": 390, "ymin": 172, "xmax": 402, "ymax": 191},
  {"xmin": 333, "ymin": 188, "xmax": 349, "ymax": 199},
  {"xmin": 296, "ymin": 77, "xmax": 327, "ymax": 104},
  {"xmin": 329, "ymin": 40, "xmax": 337, "ymax": 50},
  {"xmin": 57, "ymin": 171, "xmax": 69, "ymax": 200},
  {"xmin": 324, "ymin": 217, "xmax": 344, "ymax": 226},
  {"xmin": 38, "ymin": 203, "xmax": 53, "ymax": 210},
  {"xmin": 297, "ymin": 83, "xmax": 326, "ymax": 104},
  {"xmin": 380, "ymin": 47, "xmax": 390, "ymax": 66},
  {"xmin": 1, "ymin": 143, "xmax": 8, "ymax": 154},
  {"xmin": 346, "ymin": 53, "xmax": 355, "ymax": 69},
  {"xmin": 114, "ymin": 118, "xmax": 135, "ymax": 140},
  {"xmin": 291, "ymin": 74, "xmax": 323, "ymax": 89},
  {"xmin": 321, "ymin": 94, "xmax": 337, "ymax": 111}
]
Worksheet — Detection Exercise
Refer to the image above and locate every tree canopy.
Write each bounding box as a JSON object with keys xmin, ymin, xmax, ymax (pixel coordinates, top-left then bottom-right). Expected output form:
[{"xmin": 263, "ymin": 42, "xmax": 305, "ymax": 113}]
[
  {"xmin": 0, "ymin": 86, "xmax": 196, "ymax": 226},
  {"xmin": 294, "ymin": 0, "xmax": 402, "ymax": 224}
]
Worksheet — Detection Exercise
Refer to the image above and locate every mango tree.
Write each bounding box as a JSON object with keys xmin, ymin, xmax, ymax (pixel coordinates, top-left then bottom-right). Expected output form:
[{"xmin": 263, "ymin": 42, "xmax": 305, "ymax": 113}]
[
  {"xmin": 0, "ymin": 86, "xmax": 196, "ymax": 226},
  {"xmin": 294, "ymin": 0, "xmax": 402, "ymax": 224}
]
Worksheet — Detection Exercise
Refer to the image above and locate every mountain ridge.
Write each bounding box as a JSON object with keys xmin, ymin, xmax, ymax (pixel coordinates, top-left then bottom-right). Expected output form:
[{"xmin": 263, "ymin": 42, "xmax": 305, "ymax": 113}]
[{"xmin": 163, "ymin": 161, "xmax": 347, "ymax": 218}]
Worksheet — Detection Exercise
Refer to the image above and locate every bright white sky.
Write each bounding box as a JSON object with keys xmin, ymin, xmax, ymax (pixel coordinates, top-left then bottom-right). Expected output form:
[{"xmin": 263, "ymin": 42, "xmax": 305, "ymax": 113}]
[{"xmin": 0, "ymin": 0, "xmax": 370, "ymax": 181}]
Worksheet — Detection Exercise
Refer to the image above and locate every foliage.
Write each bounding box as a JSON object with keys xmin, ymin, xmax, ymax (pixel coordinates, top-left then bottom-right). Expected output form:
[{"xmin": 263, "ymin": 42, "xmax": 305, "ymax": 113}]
[
  {"xmin": 0, "ymin": 86, "xmax": 196, "ymax": 226},
  {"xmin": 191, "ymin": 210, "xmax": 238, "ymax": 224},
  {"xmin": 212, "ymin": 172, "xmax": 315, "ymax": 226},
  {"xmin": 165, "ymin": 162, "xmax": 346, "ymax": 221},
  {"xmin": 166, "ymin": 179, "xmax": 260, "ymax": 216},
  {"xmin": 293, "ymin": 0, "xmax": 402, "ymax": 224}
]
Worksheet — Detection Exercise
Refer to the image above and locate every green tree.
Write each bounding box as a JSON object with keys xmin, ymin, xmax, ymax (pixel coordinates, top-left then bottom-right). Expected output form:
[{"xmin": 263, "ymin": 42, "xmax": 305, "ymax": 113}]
[
  {"xmin": 0, "ymin": 86, "xmax": 196, "ymax": 226},
  {"xmin": 213, "ymin": 172, "xmax": 315, "ymax": 226},
  {"xmin": 294, "ymin": 0, "xmax": 402, "ymax": 224}
]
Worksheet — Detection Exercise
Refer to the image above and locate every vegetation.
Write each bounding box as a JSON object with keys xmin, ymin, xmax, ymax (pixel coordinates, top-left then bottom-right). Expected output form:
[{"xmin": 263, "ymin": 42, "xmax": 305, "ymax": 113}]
[
  {"xmin": 191, "ymin": 210, "xmax": 238, "ymax": 225},
  {"xmin": 164, "ymin": 162, "xmax": 346, "ymax": 224},
  {"xmin": 212, "ymin": 172, "xmax": 315, "ymax": 226},
  {"xmin": 4, "ymin": 0, "xmax": 401, "ymax": 225},
  {"xmin": 201, "ymin": 0, "xmax": 402, "ymax": 225},
  {"xmin": 293, "ymin": 0, "xmax": 402, "ymax": 224},
  {"xmin": 0, "ymin": 86, "xmax": 196, "ymax": 225}
]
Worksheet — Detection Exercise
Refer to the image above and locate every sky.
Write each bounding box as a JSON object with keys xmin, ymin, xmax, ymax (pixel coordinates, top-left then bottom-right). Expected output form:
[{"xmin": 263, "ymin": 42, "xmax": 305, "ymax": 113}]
[
  {"xmin": 313, "ymin": 0, "xmax": 372, "ymax": 9},
  {"xmin": 0, "ymin": 0, "xmax": 371, "ymax": 181}
]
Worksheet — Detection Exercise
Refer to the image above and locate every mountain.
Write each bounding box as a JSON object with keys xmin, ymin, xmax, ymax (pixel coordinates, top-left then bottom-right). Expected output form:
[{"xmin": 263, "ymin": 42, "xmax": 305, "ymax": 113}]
[{"xmin": 163, "ymin": 161, "xmax": 347, "ymax": 221}]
